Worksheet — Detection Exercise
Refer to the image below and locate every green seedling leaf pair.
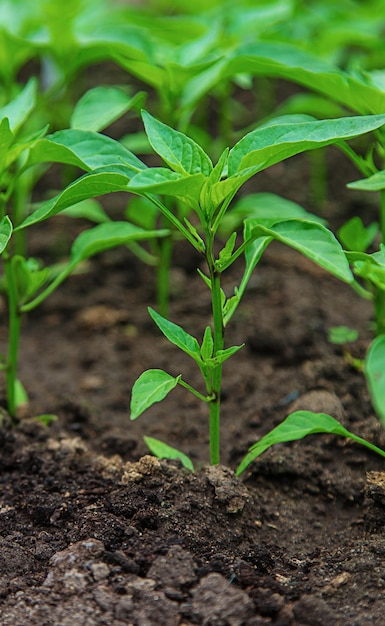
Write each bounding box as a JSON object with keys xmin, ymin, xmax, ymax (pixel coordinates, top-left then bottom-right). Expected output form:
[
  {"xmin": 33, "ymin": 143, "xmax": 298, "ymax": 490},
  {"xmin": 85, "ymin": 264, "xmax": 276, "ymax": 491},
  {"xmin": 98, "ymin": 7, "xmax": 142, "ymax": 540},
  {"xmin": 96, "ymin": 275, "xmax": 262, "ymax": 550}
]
[{"xmin": 128, "ymin": 110, "xmax": 385, "ymax": 472}]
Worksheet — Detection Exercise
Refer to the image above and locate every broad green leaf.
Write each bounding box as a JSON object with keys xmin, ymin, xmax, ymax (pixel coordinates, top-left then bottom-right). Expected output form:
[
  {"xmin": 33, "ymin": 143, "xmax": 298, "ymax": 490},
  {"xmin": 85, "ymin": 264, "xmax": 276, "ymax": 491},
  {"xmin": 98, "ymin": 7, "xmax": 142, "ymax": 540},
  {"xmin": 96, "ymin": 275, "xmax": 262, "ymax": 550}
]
[
  {"xmin": 128, "ymin": 168, "xmax": 205, "ymax": 205},
  {"xmin": 227, "ymin": 42, "xmax": 385, "ymax": 115},
  {"xmin": 0, "ymin": 215, "xmax": 13, "ymax": 254},
  {"xmin": 28, "ymin": 129, "xmax": 146, "ymax": 174},
  {"xmin": 125, "ymin": 196, "xmax": 158, "ymax": 230},
  {"xmin": 0, "ymin": 77, "xmax": 36, "ymax": 132},
  {"xmin": 366, "ymin": 335, "xmax": 385, "ymax": 424},
  {"xmin": 236, "ymin": 411, "xmax": 385, "ymax": 475},
  {"xmin": 225, "ymin": 218, "xmax": 353, "ymax": 325},
  {"xmin": 71, "ymin": 86, "xmax": 145, "ymax": 132},
  {"xmin": 348, "ymin": 170, "xmax": 385, "ymax": 191},
  {"xmin": 246, "ymin": 219, "xmax": 353, "ymax": 284},
  {"xmin": 144, "ymin": 436, "xmax": 194, "ymax": 471},
  {"xmin": 130, "ymin": 369, "xmax": 181, "ymax": 420},
  {"xmin": 338, "ymin": 217, "xmax": 378, "ymax": 252},
  {"xmin": 142, "ymin": 110, "xmax": 212, "ymax": 176},
  {"xmin": 69, "ymin": 222, "xmax": 169, "ymax": 268},
  {"xmin": 17, "ymin": 170, "xmax": 131, "ymax": 229},
  {"xmin": 221, "ymin": 192, "xmax": 326, "ymax": 234},
  {"xmin": 113, "ymin": 56, "xmax": 166, "ymax": 90},
  {"xmin": 148, "ymin": 307, "xmax": 201, "ymax": 361},
  {"xmin": 228, "ymin": 114, "xmax": 385, "ymax": 176}
]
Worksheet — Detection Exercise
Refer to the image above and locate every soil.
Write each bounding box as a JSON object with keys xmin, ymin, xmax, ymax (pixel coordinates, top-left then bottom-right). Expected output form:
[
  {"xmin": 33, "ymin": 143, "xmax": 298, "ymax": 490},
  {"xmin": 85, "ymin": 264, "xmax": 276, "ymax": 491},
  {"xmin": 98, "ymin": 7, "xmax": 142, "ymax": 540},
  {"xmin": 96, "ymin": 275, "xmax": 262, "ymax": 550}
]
[{"xmin": 2, "ymin": 84, "xmax": 385, "ymax": 624}]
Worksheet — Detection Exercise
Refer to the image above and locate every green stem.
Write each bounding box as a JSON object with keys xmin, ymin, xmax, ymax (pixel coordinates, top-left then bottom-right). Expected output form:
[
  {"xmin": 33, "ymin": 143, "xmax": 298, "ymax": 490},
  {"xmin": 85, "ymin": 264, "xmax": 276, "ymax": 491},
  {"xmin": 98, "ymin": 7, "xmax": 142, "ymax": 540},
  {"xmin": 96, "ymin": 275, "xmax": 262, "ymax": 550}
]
[
  {"xmin": 206, "ymin": 234, "xmax": 225, "ymax": 465},
  {"xmin": 156, "ymin": 233, "xmax": 173, "ymax": 318},
  {"xmin": 3, "ymin": 254, "xmax": 22, "ymax": 420},
  {"xmin": 178, "ymin": 378, "xmax": 214, "ymax": 403}
]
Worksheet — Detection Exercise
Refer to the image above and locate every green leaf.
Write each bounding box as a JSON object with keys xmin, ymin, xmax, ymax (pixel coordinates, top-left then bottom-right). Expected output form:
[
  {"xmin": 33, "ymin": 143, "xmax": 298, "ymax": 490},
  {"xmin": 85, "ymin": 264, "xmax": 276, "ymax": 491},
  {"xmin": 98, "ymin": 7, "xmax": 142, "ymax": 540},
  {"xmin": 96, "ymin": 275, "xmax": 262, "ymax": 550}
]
[
  {"xmin": 200, "ymin": 326, "xmax": 214, "ymax": 360},
  {"xmin": 130, "ymin": 369, "xmax": 181, "ymax": 420},
  {"xmin": 366, "ymin": 335, "xmax": 385, "ymax": 425},
  {"xmin": 215, "ymin": 233, "xmax": 237, "ymax": 270},
  {"xmin": 148, "ymin": 307, "xmax": 201, "ymax": 361},
  {"xmin": 28, "ymin": 129, "xmax": 146, "ymax": 174},
  {"xmin": 70, "ymin": 222, "xmax": 169, "ymax": 268},
  {"xmin": 328, "ymin": 326, "xmax": 359, "ymax": 345},
  {"xmin": 246, "ymin": 219, "xmax": 353, "ymax": 284},
  {"xmin": 236, "ymin": 411, "xmax": 385, "ymax": 476},
  {"xmin": 11, "ymin": 256, "xmax": 50, "ymax": 302},
  {"xmin": 221, "ymin": 192, "xmax": 326, "ymax": 234},
  {"xmin": 338, "ymin": 217, "xmax": 378, "ymax": 253},
  {"xmin": 61, "ymin": 199, "xmax": 111, "ymax": 224},
  {"xmin": 17, "ymin": 170, "xmax": 132, "ymax": 229},
  {"xmin": 144, "ymin": 436, "xmax": 194, "ymax": 471},
  {"xmin": 208, "ymin": 344, "xmax": 244, "ymax": 366},
  {"xmin": 228, "ymin": 114, "xmax": 385, "ymax": 176},
  {"xmin": 71, "ymin": 86, "xmax": 145, "ymax": 132},
  {"xmin": 227, "ymin": 42, "xmax": 385, "ymax": 115},
  {"xmin": 348, "ymin": 170, "xmax": 385, "ymax": 191},
  {"xmin": 142, "ymin": 110, "xmax": 213, "ymax": 176},
  {"xmin": 128, "ymin": 168, "xmax": 205, "ymax": 205},
  {"xmin": 0, "ymin": 77, "xmax": 36, "ymax": 133},
  {"xmin": 0, "ymin": 216, "xmax": 13, "ymax": 254}
]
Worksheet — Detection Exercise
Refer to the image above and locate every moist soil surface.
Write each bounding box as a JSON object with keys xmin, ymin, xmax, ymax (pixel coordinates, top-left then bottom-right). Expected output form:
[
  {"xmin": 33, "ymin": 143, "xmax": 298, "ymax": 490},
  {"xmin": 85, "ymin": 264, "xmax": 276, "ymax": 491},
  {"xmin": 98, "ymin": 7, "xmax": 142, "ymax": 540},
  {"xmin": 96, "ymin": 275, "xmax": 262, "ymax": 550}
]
[{"xmin": 2, "ymin": 142, "xmax": 385, "ymax": 625}]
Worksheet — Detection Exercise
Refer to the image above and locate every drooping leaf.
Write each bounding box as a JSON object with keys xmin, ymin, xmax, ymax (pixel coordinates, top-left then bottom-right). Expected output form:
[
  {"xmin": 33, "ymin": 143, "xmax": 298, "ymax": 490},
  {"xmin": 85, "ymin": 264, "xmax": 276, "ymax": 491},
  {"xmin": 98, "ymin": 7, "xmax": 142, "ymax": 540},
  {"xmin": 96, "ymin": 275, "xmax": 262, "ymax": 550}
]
[
  {"xmin": 61, "ymin": 199, "xmax": 111, "ymax": 223},
  {"xmin": 17, "ymin": 170, "xmax": 132, "ymax": 229},
  {"xmin": 246, "ymin": 219, "xmax": 353, "ymax": 283},
  {"xmin": 144, "ymin": 436, "xmax": 194, "ymax": 471},
  {"xmin": 366, "ymin": 335, "xmax": 385, "ymax": 425},
  {"xmin": 130, "ymin": 369, "xmax": 181, "ymax": 420},
  {"xmin": 0, "ymin": 215, "xmax": 13, "ymax": 254},
  {"xmin": 69, "ymin": 222, "xmax": 169, "ymax": 268},
  {"xmin": 148, "ymin": 307, "xmax": 201, "ymax": 361},
  {"xmin": 142, "ymin": 110, "xmax": 213, "ymax": 176},
  {"xmin": 236, "ymin": 411, "xmax": 385, "ymax": 475},
  {"xmin": 228, "ymin": 114, "xmax": 385, "ymax": 176}
]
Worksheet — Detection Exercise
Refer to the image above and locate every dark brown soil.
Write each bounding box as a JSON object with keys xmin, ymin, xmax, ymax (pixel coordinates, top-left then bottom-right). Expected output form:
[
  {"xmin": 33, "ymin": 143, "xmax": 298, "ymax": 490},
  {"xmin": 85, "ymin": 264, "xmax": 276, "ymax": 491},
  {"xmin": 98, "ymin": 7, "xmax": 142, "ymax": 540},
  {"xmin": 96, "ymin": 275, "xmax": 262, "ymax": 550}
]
[{"xmin": 2, "ymin": 137, "xmax": 385, "ymax": 624}]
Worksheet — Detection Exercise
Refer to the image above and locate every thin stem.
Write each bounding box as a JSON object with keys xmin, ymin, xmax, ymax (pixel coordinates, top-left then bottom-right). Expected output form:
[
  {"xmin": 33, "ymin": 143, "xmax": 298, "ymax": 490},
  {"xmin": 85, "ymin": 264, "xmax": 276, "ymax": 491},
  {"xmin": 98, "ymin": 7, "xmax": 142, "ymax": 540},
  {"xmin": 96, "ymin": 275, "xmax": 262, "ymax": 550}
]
[
  {"xmin": 3, "ymin": 254, "xmax": 22, "ymax": 420},
  {"xmin": 156, "ymin": 233, "xmax": 173, "ymax": 318},
  {"xmin": 178, "ymin": 378, "xmax": 214, "ymax": 403},
  {"xmin": 206, "ymin": 232, "xmax": 225, "ymax": 465}
]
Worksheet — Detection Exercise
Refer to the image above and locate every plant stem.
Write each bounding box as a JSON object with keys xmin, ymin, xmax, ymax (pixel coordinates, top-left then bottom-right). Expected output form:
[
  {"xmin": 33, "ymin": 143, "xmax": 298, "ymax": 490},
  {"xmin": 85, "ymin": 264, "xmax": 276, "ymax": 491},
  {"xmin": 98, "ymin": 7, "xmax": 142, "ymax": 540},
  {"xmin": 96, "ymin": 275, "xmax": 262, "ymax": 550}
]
[
  {"xmin": 3, "ymin": 254, "xmax": 21, "ymax": 420},
  {"xmin": 156, "ymin": 233, "xmax": 173, "ymax": 318},
  {"xmin": 206, "ymin": 234, "xmax": 225, "ymax": 465}
]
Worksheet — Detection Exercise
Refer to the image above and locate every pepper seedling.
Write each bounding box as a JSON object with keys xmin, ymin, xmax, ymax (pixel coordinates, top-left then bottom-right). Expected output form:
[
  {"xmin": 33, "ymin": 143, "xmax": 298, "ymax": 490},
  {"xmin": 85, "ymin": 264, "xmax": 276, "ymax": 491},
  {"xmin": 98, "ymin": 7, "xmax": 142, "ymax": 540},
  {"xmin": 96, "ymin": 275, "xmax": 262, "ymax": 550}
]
[{"xmin": 129, "ymin": 110, "xmax": 385, "ymax": 473}]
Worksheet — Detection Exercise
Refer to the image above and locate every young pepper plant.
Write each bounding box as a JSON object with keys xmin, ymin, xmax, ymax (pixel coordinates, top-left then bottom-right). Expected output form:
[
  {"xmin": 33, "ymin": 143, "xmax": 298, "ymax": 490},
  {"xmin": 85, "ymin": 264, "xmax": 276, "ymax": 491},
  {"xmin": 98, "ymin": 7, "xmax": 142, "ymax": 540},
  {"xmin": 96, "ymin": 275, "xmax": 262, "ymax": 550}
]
[
  {"xmin": 129, "ymin": 110, "xmax": 385, "ymax": 473},
  {"xmin": 1, "ymin": 117, "xmax": 168, "ymax": 420}
]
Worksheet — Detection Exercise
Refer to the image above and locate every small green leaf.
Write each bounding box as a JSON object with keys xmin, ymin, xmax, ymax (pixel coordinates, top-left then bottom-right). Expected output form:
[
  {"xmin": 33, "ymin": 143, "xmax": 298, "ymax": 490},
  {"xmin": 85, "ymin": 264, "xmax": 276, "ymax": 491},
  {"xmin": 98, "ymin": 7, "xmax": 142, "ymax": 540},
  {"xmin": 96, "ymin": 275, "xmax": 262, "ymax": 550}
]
[
  {"xmin": 130, "ymin": 369, "xmax": 181, "ymax": 420},
  {"xmin": 148, "ymin": 307, "xmax": 201, "ymax": 361},
  {"xmin": 348, "ymin": 170, "xmax": 385, "ymax": 191},
  {"xmin": 0, "ymin": 77, "xmax": 36, "ymax": 133},
  {"xmin": 236, "ymin": 411, "xmax": 385, "ymax": 475},
  {"xmin": 215, "ymin": 233, "xmax": 237, "ymax": 271},
  {"xmin": 142, "ymin": 110, "xmax": 213, "ymax": 176},
  {"xmin": 0, "ymin": 216, "xmax": 13, "ymax": 254},
  {"xmin": 328, "ymin": 326, "xmax": 359, "ymax": 345},
  {"xmin": 200, "ymin": 326, "xmax": 214, "ymax": 360},
  {"xmin": 144, "ymin": 436, "xmax": 194, "ymax": 471},
  {"xmin": 71, "ymin": 87, "xmax": 145, "ymax": 132},
  {"xmin": 208, "ymin": 344, "xmax": 244, "ymax": 365},
  {"xmin": 61, "ymin": 199, "xmax": 111, "ymax": 223},
  {"xmin": 366, "ymin": 335, "xmax": 385, "ymax": 425},
  {"xmin": 338, "ymin": 217, "xmax": 378, "ymax": 253}
]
